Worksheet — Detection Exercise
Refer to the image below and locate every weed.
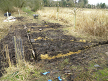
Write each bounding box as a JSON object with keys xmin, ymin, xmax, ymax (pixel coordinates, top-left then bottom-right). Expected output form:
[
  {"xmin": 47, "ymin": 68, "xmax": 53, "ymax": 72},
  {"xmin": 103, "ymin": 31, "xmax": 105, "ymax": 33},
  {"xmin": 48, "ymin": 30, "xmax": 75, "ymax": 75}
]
[
  {"xmin": 94, "ymin": 68, "xmax": 108, "ymax": 81},
  {"xmin": 22, "ymin": 7, "xmax": 35, "ymax": 15},
  {"xmin": 75, "ymin": 71, "xmax": 96, "ymax": 81},
  {"xmin": 63, "ymin": 58, "xmax": 69, "ymax": 65}
]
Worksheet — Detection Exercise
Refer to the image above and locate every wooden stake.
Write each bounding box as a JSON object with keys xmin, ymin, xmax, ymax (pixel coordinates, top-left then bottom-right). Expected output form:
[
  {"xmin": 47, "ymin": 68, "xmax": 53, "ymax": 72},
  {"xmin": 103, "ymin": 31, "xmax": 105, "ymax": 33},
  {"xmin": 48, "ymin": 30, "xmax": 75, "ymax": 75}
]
[
  {"xmin": 18, "ymin": 9, "xmax": 20, "ymax": 16},
  {"xmin": 14, "ymin": 36, "xmax": 19, "ymax": 67},
  {"xmin": 7, "ymin": 12, "xmax": 9, "ymax": 22},
  {"xmin": 5, "ymin": 45, "xmax": 11, "ymax": 67},
  {"xmin": 74, "ymin": 8, "xmax": 76, "ymax": 28}
]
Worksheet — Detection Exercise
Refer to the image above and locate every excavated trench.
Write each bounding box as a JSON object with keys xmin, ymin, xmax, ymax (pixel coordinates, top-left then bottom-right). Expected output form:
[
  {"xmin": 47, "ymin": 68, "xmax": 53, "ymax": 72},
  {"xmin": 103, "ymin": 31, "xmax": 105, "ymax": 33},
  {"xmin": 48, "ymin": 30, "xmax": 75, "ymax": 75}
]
[
  {"xmin": 0, "ymin": 20, "xmax": 108, "ymax": 77},
  {"xmin": 29, "ymin": 30, "xmax": 108, "ymax": 60}
]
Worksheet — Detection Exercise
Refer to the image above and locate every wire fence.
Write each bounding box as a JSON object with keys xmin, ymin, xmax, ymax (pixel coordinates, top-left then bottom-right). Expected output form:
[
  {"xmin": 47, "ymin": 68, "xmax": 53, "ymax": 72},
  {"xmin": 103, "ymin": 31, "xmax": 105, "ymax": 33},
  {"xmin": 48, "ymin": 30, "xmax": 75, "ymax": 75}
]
[
  {"xmin": 0, "ymin": 36, "xmax": 25, "ymax": 68},
  {"xmin": 13, "ymin": 36, "xmax": 25, "ymax": 66}
]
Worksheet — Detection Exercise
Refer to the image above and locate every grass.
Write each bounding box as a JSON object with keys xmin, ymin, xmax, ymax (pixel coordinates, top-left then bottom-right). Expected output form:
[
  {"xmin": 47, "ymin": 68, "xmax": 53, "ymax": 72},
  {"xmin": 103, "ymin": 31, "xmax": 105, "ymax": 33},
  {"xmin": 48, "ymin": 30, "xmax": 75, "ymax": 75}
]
[
  {"xmin": 0, "ymin": 11, "xmax": 16, "ymax": 40},
  {"xmin": 22, "ymin": 7, "xmax": 35, "ymax": 15},
  {"xmin": 95, "ymin": 68, "xmax": 108, "ymax": 81},
  {"xmin": 1, "ymin": 56, "xmax": 108, "ymax": 81},
  {"xmin": 0, "ymin": 62, "xmax": 42, "ymax": 81}
]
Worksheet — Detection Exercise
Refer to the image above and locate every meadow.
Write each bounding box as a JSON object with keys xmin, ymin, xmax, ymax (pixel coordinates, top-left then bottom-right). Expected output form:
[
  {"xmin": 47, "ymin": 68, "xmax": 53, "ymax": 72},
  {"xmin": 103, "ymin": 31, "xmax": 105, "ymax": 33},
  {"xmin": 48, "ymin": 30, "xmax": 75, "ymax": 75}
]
[{"xmin": 37, "ymin": 7, "xmax": 108, "ymax": 41}]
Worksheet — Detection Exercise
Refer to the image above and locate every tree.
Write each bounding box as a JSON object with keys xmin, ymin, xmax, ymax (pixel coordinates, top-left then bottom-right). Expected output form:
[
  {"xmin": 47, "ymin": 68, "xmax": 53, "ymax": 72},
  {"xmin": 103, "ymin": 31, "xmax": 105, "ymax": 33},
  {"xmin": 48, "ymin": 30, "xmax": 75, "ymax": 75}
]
[
  {"xmin": 30, "ymin": 0, "xmax": 43, "ymax": 11},
  {"xmin": 78, "ymin": 0, "xmax": 84, "ymax": 7},
  {"xmin": 83, "ymin": 0, "xmax": 88, "ymax": 5},
  {"xmin": 0, "ymin": 0, "xmax": 15, "ymax": 12},
  {"xmin": 13, "ymin": 0, "xmax": 26, "ymax": 8},
  {"xmin": 96, "ymin": 3, "xmax": 106, "ymax": 9},
  {"xmin": 87, "ymin": 4, "xmax": 91, "ymax": 8},
  {"xmin": 96, "ymin": 3, "xmax": 100, "ymax": 8},
  {"xmin": 64, "ymin": 0, "xmax": 75, "ymax": 7},
  {"xmin": 59, "ymin": 0, "xmax": 67, "ymax": 7},
  {"xmin": 43, "ymin": 0, "xmax": 50, "ymax": 7},
  {"xmin": 78, "ymin": 0, "xmax": 88, "ymax": 7},
  {"xmin": 101, "ymin": 3, "xmax": 106, "ymax": 8}
]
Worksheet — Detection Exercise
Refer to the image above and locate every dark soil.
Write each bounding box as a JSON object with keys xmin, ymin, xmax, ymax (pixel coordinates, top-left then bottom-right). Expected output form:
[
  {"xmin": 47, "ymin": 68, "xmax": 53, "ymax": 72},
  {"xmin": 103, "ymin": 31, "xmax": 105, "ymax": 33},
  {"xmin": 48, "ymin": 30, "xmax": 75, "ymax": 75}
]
[{"xmin": 0, "ymin": 16, "xmax": 108, "ymax": 80}]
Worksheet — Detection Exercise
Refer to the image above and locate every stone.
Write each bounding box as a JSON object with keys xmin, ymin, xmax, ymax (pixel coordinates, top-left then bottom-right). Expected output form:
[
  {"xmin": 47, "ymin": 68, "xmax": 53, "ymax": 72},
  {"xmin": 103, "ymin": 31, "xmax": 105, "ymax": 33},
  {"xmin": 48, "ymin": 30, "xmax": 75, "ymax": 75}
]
[
  {"xmin": 31, "ymin": 39, "xmax": 35, "ymax": 43},
  {"xmin": 51, "ymin": 70, "xmax": 59, "ymax": 74},
  {"xmin": 64, "ymin": 69, "xmax": 71, "ymax": 74},
  {"xmin": 105, "ymin": 52, "xmax": 108, "ymax": 56},
  {"xmin": 94, "ymin": 64, "xmax": 100, "ymax": 68}
]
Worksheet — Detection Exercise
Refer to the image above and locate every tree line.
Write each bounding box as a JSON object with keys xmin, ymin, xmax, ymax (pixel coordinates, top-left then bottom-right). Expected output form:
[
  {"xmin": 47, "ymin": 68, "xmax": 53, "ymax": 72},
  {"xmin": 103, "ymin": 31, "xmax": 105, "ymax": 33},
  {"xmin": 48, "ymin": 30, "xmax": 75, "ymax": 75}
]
[
  {"xmin": 0, "ymin": 0, "xmax": 107, "ymax": 13},
  {"xmin": 44, "ymin": 0, "xmax": 108, "ymax": 9}
]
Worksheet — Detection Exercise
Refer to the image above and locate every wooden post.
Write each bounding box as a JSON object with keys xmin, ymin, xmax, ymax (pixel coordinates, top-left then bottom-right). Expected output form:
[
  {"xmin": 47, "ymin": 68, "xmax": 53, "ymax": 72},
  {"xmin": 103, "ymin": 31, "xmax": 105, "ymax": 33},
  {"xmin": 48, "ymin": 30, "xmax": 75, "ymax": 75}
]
[
  {"xmin": 14, "ymin": 36, "xmax": 19, "ymax": 67},
  {"xmin": 74, "ymin": 8, "xmax": 76, "ymax": 28},
  {"xmin": 57, "ymin": 1, "xmax": 59, "ymax": 20},
  {"xmin": 7, "ymin": 12, "xmax": 9, "ymax": 22},
  {"xmin": 18, "ymin": 9, "xmax": 20, "ymax": 16},
  {"xmin": 5, "ymin": 45, "xmax": 11, "ymax": 67}
]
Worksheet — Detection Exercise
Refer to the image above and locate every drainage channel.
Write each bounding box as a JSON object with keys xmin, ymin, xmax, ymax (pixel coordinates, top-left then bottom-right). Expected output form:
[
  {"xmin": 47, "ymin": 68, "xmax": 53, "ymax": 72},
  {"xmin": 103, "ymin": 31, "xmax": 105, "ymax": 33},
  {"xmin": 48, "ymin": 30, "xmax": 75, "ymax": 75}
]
[{"xmin": 25, "ymin": 25, "xmax": 40, "ymax": 61}]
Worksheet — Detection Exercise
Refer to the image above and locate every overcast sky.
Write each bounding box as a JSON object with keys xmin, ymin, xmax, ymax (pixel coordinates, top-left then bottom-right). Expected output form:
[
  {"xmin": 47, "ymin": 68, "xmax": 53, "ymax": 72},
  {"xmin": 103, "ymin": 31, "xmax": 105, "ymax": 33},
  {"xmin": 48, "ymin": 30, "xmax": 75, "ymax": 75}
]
[{"xmin": 53, "ymin": 0, "xmax": 108, "ymax": 5}]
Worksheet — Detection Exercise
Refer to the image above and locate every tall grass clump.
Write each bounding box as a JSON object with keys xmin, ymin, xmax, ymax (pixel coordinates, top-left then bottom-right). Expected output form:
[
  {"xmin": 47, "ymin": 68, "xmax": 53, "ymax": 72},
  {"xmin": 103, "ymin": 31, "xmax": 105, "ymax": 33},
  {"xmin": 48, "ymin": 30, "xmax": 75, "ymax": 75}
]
[
  {"xmin": 37, "ymin": 7, "xmax": 74, "ymax": 24},
  {"xmin": 76, "ymin": 10, "xmax": 108, "ymax": 37},
  {"xmin": 1, "ymin": 62, "xmax": 36, "ymax": 81}
]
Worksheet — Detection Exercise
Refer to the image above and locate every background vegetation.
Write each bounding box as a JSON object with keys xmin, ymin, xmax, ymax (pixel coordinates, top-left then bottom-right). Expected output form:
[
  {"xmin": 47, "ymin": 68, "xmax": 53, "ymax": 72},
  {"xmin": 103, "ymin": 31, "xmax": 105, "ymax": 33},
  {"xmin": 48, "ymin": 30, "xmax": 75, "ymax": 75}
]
[
  {"xmin": 0, "ymin": 0, "xmax": 43, "ymax": 12},
  {"xmin": 42, "ymin": 0, "xmax": 108, "ymax": 8},
  {"xmin": 0, "ymin": 0, "xmax": 107, "ymax": 13}
]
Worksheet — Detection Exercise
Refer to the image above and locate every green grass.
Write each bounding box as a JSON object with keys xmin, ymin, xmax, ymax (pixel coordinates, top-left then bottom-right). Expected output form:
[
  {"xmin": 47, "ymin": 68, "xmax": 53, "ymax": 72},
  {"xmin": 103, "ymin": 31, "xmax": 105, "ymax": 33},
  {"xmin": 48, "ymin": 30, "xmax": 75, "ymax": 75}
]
[
  {"xmin": 94, "ymin": 68, "xmax": 108, "ymax": 81},
  {"xmin": 0, "ymin": 62, "xmax": 46, "ymax": 81},
  {"xmin": 22, "ymin": 7, "xmax": 35, "ymax": 15}
]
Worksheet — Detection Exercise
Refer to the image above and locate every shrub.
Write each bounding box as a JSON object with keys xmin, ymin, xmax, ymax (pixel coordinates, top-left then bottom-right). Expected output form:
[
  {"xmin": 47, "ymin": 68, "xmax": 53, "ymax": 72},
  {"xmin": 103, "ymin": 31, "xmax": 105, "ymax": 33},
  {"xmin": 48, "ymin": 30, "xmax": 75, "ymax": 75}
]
[
  {"xmin": 13, "ymin": 0, "xmax": 26, "ymax": 8},
  {"xmin": 0, "ymin": 0, "xmax": 15, "ymax": 12},
  {"xmin": 30, "ymin": 0, "xmax": 43, "ymax": 12}
]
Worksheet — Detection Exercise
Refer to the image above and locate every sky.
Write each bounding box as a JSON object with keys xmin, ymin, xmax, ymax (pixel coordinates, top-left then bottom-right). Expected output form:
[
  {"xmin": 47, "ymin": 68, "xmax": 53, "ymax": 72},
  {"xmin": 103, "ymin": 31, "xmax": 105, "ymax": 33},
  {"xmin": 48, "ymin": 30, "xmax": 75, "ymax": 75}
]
[{"xmin": 53, "ymin": 0, "xmax": 108, "ymax": 5}]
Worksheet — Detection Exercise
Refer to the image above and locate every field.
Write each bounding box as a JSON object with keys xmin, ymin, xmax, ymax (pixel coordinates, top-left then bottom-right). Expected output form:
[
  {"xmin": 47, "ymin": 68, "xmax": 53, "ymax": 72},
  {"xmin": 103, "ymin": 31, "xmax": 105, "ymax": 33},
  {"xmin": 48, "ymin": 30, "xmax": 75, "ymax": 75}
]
[
  {"xmin": 0, "ymin": 7, "xmax": 108, "ymax": 81},
  {"xmin": 37, "ymin": 7, "xmax": 108, "ymax": 40}
]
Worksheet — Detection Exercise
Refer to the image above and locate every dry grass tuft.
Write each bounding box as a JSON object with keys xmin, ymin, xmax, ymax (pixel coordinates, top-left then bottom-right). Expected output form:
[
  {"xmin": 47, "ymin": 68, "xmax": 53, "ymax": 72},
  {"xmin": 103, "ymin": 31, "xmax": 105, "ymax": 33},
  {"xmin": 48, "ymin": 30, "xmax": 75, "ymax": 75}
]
[
  {"xmin": 76, "ymin": 10, "xmax": 108, "ymax": 37},
  {"xmin": 1, "ymin": 61, "xmax": 36, "ymax": 81},
  {"xmin": 37, "ymin": 7, "xmax": 74, "ymax": 25}
]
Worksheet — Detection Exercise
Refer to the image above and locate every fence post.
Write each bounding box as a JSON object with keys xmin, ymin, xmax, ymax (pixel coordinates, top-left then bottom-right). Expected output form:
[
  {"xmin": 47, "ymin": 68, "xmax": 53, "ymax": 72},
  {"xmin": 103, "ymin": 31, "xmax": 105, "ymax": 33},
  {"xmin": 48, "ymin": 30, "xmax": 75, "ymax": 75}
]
[
  {"xmin": 14, "ymin": 36, "xmax": 19, "ymax": 67},
  {"xmin": 13, "ymin": 36, "xmax": 25, "ymax": 67},
  {"xmin": 56, "ymin": 1, "xmax": 59, "ymax": 20},
  {"xmin": 20, "ymin": 38, "xmax": 24, "ymax": 60},
  {"xmin": 7, "ymin": 12, "xmax": 9, "ymax": 22},
  {"xmin": 5, "ymin": 45, "xmax": 11, "ymax": 67},
  {"xmin": 74, "ymin": 8, "xmax": 76, "ymax": 28},
  {"xmin": 18, "ymin": 9, "xmax": 20, "ymax": 16}
]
